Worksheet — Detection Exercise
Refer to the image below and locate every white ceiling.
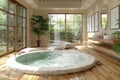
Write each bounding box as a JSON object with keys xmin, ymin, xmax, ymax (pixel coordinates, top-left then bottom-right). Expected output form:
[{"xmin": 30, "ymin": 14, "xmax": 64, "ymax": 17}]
[{"xmin": 22, "ymin": 0, "xmax": 96, "ymax": 9}]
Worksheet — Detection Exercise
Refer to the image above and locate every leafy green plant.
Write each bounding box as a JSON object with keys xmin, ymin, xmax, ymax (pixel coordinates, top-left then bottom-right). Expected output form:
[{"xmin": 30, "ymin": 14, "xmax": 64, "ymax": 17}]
[
  {"xmin": 112, "ymin": 31, "xmax": 120, "ymax": 55},
  {"xmin": 31, "ymin": 15, "xmax": 49, "ymax": 47},
  {"xmin": 112, "ymin": 31, "xmax": 120, "ymax": 40}
]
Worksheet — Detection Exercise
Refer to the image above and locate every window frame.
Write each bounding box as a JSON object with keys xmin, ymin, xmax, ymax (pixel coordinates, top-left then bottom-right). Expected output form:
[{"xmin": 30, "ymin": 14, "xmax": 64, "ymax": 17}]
[
  {"xmin": 48, "ymin": 13, "xmax": 83, "ymax": 43},
  {"xmin": 110, "ymin": 5, "xmax": 120, "ymax": 29},
  {"xmin": 0, "ymin": 0, "xmax": 27, "ymax": 56}
]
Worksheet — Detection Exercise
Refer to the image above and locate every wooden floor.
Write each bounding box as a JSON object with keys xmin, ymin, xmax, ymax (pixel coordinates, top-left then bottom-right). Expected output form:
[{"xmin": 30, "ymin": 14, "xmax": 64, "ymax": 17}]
[{"xmin": 0, "ymin": 46, "xmax": 120, "ymax": 80}]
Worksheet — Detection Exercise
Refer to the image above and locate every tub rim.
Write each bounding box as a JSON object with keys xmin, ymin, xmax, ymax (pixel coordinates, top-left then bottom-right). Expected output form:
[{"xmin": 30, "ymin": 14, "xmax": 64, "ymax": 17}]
[{"xmin": 6, "ymin": 50, "xmax": 96, "ymax": 75}]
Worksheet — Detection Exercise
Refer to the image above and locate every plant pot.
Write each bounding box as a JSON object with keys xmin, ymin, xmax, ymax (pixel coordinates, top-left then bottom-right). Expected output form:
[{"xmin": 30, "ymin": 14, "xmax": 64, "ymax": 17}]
[{"xmin": 37, "ymin": 40, "xmax": 40, "ymax": 47}]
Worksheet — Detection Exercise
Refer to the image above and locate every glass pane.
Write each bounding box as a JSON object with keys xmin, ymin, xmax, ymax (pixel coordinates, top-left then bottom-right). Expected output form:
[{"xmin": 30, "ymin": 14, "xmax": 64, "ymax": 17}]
[
  {"xmin": 91, "ymin": 15, "xmax": 95, "ymax": 32},
  {"xmin": 17, "ymin": 16, "xmax": 23, "ymax": 27},
  {"xmin": 66, "ymin": 21, "xmax": 75, "ymax": 31},
  {"xmin": 0, "ymin": 26, "xmax": 6, "ymax": 54},
  {"xmin": 66, "ymin": 14, "xmax": 73, "ymax": 21},
  {"xmin": 9, "ymin": 0, "xmax": 15, "ymax": 13},
  {"xmin": 89, "ymin": 17, "xmax": 92, "ymax": 32},
  {"xmin": 110, "ymin": 7, "xmax": 119, "ymax": 29},
  {"xmin": 0, "ymin": 0, "xmax": 7, "ymax": 10},
  {"xmin": 66, "ymin": 14, "xmax": 82, "ymax": 42},
  {"xmin": 66, "ymin": 31, "xmax": 74, "ymax": 42},
  {"xmin": 0, "ymin": 10, "xmax": 7, "ymax": 25},
  {"xmin": 9, "ymin": 27, "xmax": 14, "ymax": 51},
  {"xmin": 73, "ymin": 14, "xmax": 82, "ymax": 21},
  {"xmin": 17, "ymin": 5, "xmax": 22, "ymax": 16},
  {"xmin": 101, "ymin": 14, "xmax": 107, "ymax": 30},
  {"xmin": 23, "ymin": 8, "xmax": 26, "ymax": 17},
  {"xmin": 49, "ymin": 14, "xmax": 65, "ymax": 42},
  {"xmin": 74, "ymin": 22, "xmax": 81, "ymax": 40},
  {"xmin": 66, "ymin": 22, "xmax": 74, "ymax": 42},
  {"xmin": 17, "ymin": 28, "xmax": 22, "ymax": 49},
  {"xmin": 51, "ymin": 14, "xmax": 58, "ymax": 22},
  {"xmin": 53, "ymin": 23, "xmax": 59, "ymax": 42},
  {"xmin": 57, "ymin": 14, "xmax": 65, "ymax": 21},
  {"xmin": 23, "ymin": 18, "xmax": 26, "ymax": 27},
  {"xmin": 49, "ymin": 24, "xmax": 55, "ymax": 42},
  {"xmin": 58, "ymin": 21, "xmax": 65, "ymax": 41},
  {"xmin": 9, "ymin": 14, "xmax": 14, "ymax": 27}
]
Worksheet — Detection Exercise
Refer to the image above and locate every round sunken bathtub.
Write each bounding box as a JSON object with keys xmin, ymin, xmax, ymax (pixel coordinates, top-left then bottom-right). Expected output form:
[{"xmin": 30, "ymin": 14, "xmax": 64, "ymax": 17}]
[{"xmin": 6, "ymin": 50, "xmax": 96, "ymax": 75}]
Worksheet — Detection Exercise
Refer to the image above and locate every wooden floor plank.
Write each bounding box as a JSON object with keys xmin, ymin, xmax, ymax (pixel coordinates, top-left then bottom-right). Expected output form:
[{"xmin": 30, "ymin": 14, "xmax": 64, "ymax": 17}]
[
  {"xmin": 95, "ymin": 65, "xmax": 115, "ymax": 80},
  {"xmin": 84, "ymin": 48, "xmax": 120, "ymax": 72},
  {"xmin": 7, "ymin": 71, "xmax": 23, "ymax": 80},
  {"xmin": 0, "ymin": 68, "xmax": 12, "ymax": 80},
  {"xmin": 83, "ymin": 70, "xmax": 99, "ymax": 80},
  {"xmin": 101, "ymin": 65, "xmax": 120, "ymax": 80},
  {"xmin": 73, "ymin": 73, "xmax": 86, "ymax": 80},
  {"xmin": 107, "ymin": 65, "xmax": 120, "ymax": 75},
  {"xmin": 19, "ymin": 74, "xmax": 33, "ymax": 80},
  {"xmin": 90, "ymin": 66, "xmax": 107, "ymax": 80}
]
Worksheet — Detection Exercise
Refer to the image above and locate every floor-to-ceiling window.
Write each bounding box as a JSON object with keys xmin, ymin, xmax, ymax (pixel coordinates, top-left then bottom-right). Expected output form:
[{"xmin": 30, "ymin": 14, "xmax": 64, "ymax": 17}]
[
  {"xmin": 49, "ymin": 14, "xmax": 82, "ymax": 43},
  {"xmin": 17, "ymin": 4, "xmax": 27, "ymax": 49},
  {"xmin": 8, "ymin": 0, "xmax": 15, "ymax": 52},
  {"xmin": 0, "ymin": 0, "xmax": 27, "ymax": 56}
]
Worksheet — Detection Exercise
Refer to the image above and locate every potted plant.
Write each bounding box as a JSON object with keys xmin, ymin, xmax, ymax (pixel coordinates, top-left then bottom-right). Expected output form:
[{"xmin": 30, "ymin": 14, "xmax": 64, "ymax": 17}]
[
  {"xmin": 112, "ymin": 31, "xmax": 120, "ymax": 55},
  {"xmin": 112, "ymin": 18, "xmax": 120, "ymax": 55},
  {"xmin": 31, "ymin": 15, "xmax": 49, "ymax": 47}
]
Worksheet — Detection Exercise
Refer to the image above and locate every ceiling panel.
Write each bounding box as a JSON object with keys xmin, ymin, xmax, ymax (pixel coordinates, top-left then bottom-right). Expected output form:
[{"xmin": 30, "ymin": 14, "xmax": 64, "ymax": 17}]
[{"xmin": 22, "ymin": 0, "xmax": 96, "ymax": 9}]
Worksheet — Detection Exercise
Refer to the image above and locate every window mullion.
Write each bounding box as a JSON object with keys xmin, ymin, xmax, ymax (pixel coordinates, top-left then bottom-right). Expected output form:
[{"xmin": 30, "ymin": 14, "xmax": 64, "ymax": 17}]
[
  {"xmin": 6, "ymin": 0, "xmax": 9, "ymax": 52},
  {"xmin": 14, "ymin": 3, "xmax": 17, "ymax": 51},
  {"xmin": 65, "ymin": 14, "xmax": 66, "ymax": 41}
]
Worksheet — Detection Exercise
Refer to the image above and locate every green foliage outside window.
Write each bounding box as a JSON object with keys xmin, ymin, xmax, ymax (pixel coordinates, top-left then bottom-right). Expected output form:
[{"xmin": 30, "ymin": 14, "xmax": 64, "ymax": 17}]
[
  {"xmin": 0, "ymin": 0, "xmax": 7, "ymax": 10},
  {"xmin": 0, "ymin": 10, "xmax": 6, "ymax": 25},
  {"xmin": 49, "ymin": 14, "xmax": 82, "ymax": 43}
]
